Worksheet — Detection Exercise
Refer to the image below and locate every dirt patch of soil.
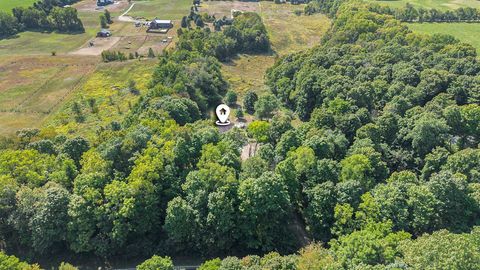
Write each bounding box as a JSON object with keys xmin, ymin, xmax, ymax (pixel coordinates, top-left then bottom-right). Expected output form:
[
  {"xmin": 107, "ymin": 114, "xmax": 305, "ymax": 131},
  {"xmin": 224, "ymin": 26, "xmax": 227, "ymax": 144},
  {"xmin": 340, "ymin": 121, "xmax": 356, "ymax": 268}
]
[
  {"xmin": 137, "ymin": 35, "xmax": 173, "ymax": 55},
  {"xmin": 70, "ymin": 37, "xmax": 121, "ymax": 56}
]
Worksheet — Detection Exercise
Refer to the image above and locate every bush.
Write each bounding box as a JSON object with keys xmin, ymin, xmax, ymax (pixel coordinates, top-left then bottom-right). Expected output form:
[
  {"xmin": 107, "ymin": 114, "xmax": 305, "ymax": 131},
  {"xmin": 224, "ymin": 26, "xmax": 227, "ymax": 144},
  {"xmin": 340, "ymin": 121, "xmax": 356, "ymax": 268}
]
[
  {"xmin": 100, "ymin": 14, "xmax": 108, "ymax": 28},
  {"xmin": 0, "ymin": 251, "xmax": 40, "ymax": 270},
  {"xmin": 225, "ymin": 91, "xmax": 238, "ymax": 106},
  {"xmin": 59, "ymin": 262, "xmax": 79, "ymax": 270},
  {"xmin": 137, "ymin": 256, "xmax": 174, "ymax": 270},
  {"xmin": 243, "ymin": 90, "xmax": 258, "ymax": 114},
  {"xmin": 247, "ymin": 120, "xmax": 271, "ymax": 143},
  {"xmin": 235, "ymin": 108, "xmax": 244, "ymax": 119},
  {"xmin": 198, "ymin": 258, "xmax": 221, "ymax": 270},
  {"xmin": 254, "ymin": 94, "xmax": 279, "ymax": 119},
  {"xmin": 101, "ymin": 50, "xmax": 127, "ymax": 62},
  {"xmin": 0, "ymin": 11, "xmax": 20, "ymax": 38},
  {"xmin": 148, "ymin": 48, "xmax": 156, "ymax": 58}
]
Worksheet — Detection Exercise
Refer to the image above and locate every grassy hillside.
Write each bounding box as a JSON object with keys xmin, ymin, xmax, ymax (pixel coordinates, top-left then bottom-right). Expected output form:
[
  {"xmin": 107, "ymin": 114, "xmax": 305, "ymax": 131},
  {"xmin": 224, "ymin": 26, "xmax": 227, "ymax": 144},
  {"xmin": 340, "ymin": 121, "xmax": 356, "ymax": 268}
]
[
  {"xmin": 366, "ymin": 0, "xmax": 480, "ymax": 10},
  {"xmin": 408, "ymin": 22, "xmax": 480, "ymax": 52},
  {"xmin": 0, "ymin": 0, "xmax": 36, "ymax": 12}
]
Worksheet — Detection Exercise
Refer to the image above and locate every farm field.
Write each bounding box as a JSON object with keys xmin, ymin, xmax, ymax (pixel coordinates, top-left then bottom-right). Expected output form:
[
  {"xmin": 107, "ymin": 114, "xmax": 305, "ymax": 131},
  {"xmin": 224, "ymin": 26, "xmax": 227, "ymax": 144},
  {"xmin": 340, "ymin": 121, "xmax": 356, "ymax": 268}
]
[
  {"xmin": 0, "ymin": 0, "xmax": 181, "ymax": 137},
  {"xmin": 366, "ymin": 0, "xmax": 480, "ymax": 10},
  {"xmin": 0, "ymin": 56, "xmax": 97, "ymax": 135},
  {"xmin": 0, "ymin": 0, "xmax": 36, "ymax": 12},
  {"xmin": 408, "ymin": 22, "xmax": 480, "ymax": 52},
  {"xmin": 127, "ymin": 0, "xmax": 192, "ymax": 20}
]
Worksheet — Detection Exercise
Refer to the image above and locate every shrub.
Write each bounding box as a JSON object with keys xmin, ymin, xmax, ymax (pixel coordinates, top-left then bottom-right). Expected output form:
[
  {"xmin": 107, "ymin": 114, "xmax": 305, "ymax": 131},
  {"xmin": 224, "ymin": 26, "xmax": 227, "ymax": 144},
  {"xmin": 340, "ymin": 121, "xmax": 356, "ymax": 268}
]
[{"xmin": 137, "ymin": 256, "xmax": 174, "ymax": 270}]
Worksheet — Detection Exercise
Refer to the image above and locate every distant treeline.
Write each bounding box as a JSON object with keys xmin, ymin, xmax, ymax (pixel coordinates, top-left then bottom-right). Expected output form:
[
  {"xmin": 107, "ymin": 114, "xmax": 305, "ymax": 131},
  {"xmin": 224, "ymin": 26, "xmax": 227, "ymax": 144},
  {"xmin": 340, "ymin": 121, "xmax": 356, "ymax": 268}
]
[
  {"xmin": 0, "ymin": 0, "xmax": 84, "ymax": 38},
  {"xmin": 305, "ymin": 0, "xmax": 480, "ymax": 23},
  {"xmin": 371, "ymin": 4, "xmax": 480, "ymax": 23}
]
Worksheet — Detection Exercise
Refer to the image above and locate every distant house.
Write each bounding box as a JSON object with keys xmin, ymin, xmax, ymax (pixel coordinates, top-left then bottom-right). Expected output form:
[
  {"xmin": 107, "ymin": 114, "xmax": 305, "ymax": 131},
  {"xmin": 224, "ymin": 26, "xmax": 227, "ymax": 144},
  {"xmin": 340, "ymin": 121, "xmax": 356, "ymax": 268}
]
[
  {"xmin": 97, "ymin": 29, "xmax": 111, "ymax": 37},
  {"xmin": 148, "ymin": 19, "xmax": 173, "ymax": 30},
  {"xmin": 97, "ymin": 0, "xmax": 114, "ymax": 7}
]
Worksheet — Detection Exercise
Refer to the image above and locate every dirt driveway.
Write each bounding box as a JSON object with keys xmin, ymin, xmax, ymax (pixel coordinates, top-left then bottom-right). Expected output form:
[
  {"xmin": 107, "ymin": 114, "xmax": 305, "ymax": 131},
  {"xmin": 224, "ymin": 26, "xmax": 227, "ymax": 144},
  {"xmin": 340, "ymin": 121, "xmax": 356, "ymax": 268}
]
[{"xmin": 70, "ymin": 37, "xmax": 121, "ymax": 56}]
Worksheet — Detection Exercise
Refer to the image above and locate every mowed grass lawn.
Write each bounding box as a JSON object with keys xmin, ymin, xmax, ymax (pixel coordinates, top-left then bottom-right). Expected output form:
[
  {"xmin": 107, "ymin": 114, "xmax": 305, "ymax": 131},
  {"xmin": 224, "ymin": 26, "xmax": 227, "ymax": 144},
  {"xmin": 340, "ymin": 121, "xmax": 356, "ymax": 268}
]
[
  {"xmin": 127, "ymin": 0, "xmax": 192, "ymax": 20},
  {"xmin": 408, "ymin": 23, "xmax": 480, "ymax": 52},
  {"xmin": 366, "ymin": 0, "xmax": 480, "ymax": 10},
  {"xmin": 0, "ymin": 0, "xmax": 36, "ymax": 12}
]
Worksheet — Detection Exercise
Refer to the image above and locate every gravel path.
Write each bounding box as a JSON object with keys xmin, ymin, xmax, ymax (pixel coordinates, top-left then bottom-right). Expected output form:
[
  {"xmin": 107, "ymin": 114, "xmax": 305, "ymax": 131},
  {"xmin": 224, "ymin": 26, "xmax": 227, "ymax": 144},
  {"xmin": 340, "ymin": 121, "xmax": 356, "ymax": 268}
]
[{"xmin": 118, "ymin": 2, "xmax": 136, "ymax": 22}]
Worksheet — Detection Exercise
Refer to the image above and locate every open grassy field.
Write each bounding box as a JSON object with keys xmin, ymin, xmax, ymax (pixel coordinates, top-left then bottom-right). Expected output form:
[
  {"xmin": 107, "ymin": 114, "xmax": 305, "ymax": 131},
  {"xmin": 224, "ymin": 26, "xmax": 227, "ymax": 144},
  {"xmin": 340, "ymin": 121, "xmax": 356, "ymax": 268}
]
[
  {"xmin": 408, "ymin": 22, "xmax": 480, "ymax": 52},
  {"xmin": 204, "ymin": 2, "xmax": 331, "ymax": 103},
  {"xmin": 366, "ymin": 0, "xmax": 480, "ymax": 10},
  {"xmin": 0, "ymin": 56, "xmax": 97, "ymax": 136},
  {"xmin": 127, "ymin": 0, "xmax": 192, "ymax": 20},
  {"xmin": 364, "ymin": 1, "xmax": 480, "ymax": 54},
  {"xmin": 0, "ymin": 10, "xmax": 99, "ymax": 56},
  {"xmin": 259, "ymin": 2, "xmax": 331, "ymax": 55},
  {"xmin": 0, "ymin": 0, "xmax": 36, "ymax": 12},
  {"xmin": 222, "ymin": 54, "xmax": 275, "ymax": 99},
  {"xmin": 45, "ymin": 60, "xmax": 157, "ymax": 140},
  {"xmin": 0, "ymin": 0, "xmax": 166, "ymax": 137}
]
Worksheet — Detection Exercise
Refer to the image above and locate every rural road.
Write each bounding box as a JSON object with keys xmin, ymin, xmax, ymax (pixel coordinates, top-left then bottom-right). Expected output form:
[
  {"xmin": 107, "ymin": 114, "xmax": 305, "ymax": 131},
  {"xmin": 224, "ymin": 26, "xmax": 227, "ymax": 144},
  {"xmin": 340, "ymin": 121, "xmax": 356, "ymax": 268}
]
[{"xmin": 118, "ymin": 2, "xmax": 136, "ymax": 22}]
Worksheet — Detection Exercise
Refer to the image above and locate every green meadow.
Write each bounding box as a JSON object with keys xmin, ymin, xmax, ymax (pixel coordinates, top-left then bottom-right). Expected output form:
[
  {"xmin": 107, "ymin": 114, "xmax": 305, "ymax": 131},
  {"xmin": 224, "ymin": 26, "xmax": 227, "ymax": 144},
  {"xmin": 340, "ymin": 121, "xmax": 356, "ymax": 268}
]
[
  {"xmin": 364, "ymin": 1, "xmax": 480, "ymax": 54},
  {"xmin": 0, "ymin": 0, "xmax": 36, "ymax": 12},
  {"xmin": 366, "ymin": 0, "xmax": 480, "ymax": 10},
  {"xmin": 0, "ymin": 10, "xmax": 99, "ymax": 56},
  {"xmin": 408, "ymin": 22, "xmax": 480, "ymax": 52},
  {"xmin": 127, "ymin": 0, "xmax": 192, "ymax": 20}
]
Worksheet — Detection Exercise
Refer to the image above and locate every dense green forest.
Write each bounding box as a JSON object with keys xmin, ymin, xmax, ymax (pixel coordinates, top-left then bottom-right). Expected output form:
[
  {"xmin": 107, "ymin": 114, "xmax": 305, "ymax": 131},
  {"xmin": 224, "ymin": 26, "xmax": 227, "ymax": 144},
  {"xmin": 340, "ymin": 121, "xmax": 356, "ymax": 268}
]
[{"xmin": 1, "ymin": 0, "xmax": 480, "ymax": 269}]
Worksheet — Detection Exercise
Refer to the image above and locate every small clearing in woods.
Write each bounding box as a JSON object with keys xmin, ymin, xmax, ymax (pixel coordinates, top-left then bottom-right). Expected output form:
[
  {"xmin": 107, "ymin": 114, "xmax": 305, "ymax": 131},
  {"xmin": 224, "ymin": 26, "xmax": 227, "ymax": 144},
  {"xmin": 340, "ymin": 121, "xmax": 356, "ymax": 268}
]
[{"xmin": 200, "ymin": 2, "xmax": 331, "ymax": 103}]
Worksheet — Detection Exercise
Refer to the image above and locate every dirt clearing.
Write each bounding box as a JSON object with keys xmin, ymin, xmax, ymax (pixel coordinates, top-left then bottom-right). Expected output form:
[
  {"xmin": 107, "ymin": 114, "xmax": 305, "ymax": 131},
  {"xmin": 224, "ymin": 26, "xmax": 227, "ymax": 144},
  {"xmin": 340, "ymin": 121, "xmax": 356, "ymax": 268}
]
[{"xmin": 70, "ymin": 37, "xmax": 121, "ymax": 56}]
